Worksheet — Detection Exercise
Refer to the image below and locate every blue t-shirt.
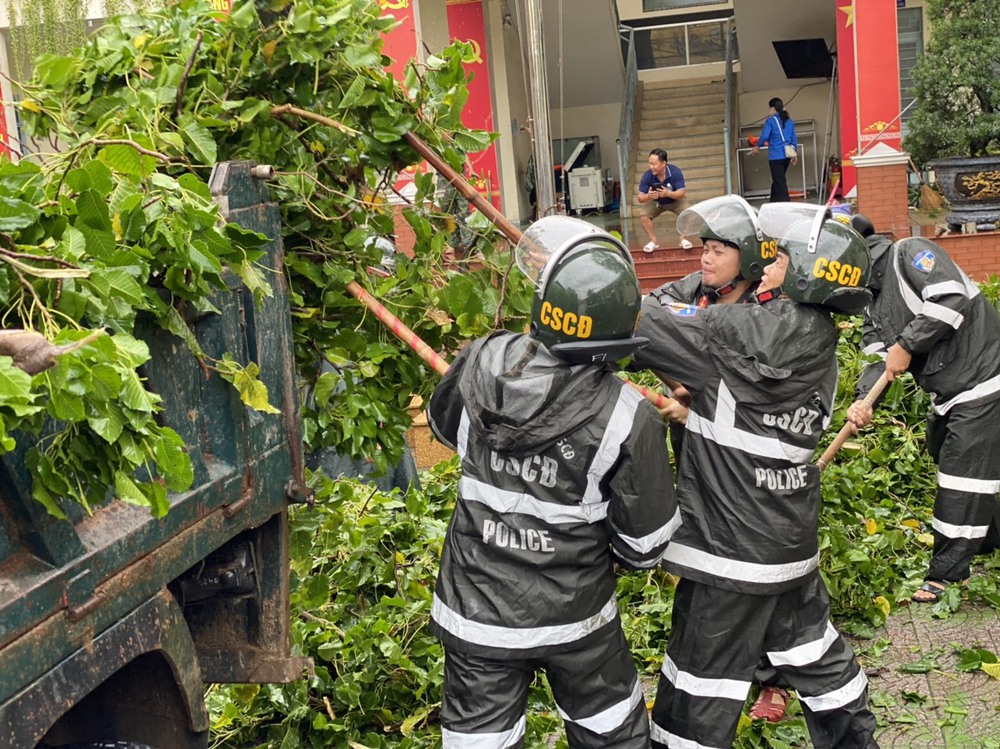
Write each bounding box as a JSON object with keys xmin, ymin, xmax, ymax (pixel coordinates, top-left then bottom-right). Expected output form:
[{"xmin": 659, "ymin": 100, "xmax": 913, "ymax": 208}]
[
  {"xmin": 758, "ymin": 116, "xmax": 798, "ymax": 161},
  {"xmin": 639, "ymin": 165, "xmax": 686, "ymax": 205}
]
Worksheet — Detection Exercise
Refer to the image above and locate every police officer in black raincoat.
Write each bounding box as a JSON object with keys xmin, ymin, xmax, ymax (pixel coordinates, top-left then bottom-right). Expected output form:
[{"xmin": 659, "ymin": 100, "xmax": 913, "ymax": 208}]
[
  {"xmin": 846, "ymin": 216, "xmax": 1000, "ymax": 603},
  {"xmin": 426, "ymin": 217, "xmax": 679, "ymax": 749},
  {"xmin": 635, "ymin": 204, "xmax": 879, "ymax": 749}
]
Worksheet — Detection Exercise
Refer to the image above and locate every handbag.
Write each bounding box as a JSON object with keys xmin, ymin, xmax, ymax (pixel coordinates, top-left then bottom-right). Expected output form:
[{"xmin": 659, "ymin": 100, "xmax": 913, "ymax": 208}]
[{"xmin": 775, "ymin": 115, "xmax": 796, "ymax": 159}]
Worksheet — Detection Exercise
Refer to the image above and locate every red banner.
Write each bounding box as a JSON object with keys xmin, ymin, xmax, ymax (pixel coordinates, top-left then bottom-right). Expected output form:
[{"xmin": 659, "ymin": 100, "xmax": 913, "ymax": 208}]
[
  {"xmin": 380, "ymin": 0, "xmax": 417, "ymax": 82},
  {"xmin": 447, "ymin": 0, "xmax": 500, "ymax": 208},
  {"xmin": 837, "ymin": 0, "xmax": 902, "ymax": 195},
  {"xmin": 379, "ymin": 1, "xmax": 425, "ymax": 197},
  {"xmin": 835, "ymin": 2, "xmax": 858, "ymax": 194}
]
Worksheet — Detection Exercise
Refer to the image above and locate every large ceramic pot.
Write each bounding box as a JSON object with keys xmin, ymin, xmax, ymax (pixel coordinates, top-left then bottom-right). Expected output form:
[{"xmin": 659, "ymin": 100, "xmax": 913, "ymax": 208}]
[{"xmin": 930, "ymin": 155, "xmax": 1000, "ymax": 228}]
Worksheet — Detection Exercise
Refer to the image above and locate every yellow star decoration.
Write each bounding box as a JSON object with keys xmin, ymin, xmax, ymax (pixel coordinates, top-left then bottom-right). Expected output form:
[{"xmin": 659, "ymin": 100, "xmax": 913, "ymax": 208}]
[{"xmin": 839, "ymin": 2, "xmax": 855, "ymax": 27}]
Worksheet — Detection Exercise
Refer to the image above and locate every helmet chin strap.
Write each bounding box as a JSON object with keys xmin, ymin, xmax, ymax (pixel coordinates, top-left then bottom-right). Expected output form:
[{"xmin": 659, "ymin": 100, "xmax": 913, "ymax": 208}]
[
  {"xmin": 754, "ymin": 286, "xmax": 782, "ymax": 304},
  {"xmin": 700, "ymin": 276, "xmax": 743, "ymax": 307}
]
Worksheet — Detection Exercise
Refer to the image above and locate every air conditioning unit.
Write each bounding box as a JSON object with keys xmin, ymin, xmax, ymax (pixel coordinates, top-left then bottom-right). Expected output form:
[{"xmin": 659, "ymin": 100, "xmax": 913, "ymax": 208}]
[{"xmin": 568, "ymin": 167, "xmax": 610, "ymax": 213}]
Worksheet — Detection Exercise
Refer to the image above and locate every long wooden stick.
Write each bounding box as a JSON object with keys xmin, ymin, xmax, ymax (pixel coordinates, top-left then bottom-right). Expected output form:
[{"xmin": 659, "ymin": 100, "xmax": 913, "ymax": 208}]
[
  {"xmin": 392, "ymin": 132, "xmax": 675, "ymax": 411},
  {"xmin": 403, "ymin": 132, "xmax": 523, "ymax": 244},
  {"xmin": 347, "ymin": 281, "xmax": 450, "ymax": 376},
  {"xmin": 816, "ymin": 371, "xmax": 891, "ymax": 471},
  {"xmin": 346, "ymin": 281, "xmax": 673, "ymax": 409}
]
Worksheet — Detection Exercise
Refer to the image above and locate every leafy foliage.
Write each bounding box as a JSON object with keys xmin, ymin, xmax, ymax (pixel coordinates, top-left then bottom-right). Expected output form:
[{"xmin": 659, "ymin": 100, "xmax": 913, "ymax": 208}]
[
  {"xmin": 3, "ymin": 0, "xmax": 533, "ymax": 514},
  {"xmin": 905, "ymin": 0, "xmax": 1000, "ymax": 164},
  {"xmin": 19, "ymin": 0, "xmax": 533, "ymax": 476},
  {"xmin": 206, "ymin": 302, "xmax": 1000, "ymax": 746},
  {"xmin": 204, "ymin": 278, "xmax": 1000, "ymax": 749}
]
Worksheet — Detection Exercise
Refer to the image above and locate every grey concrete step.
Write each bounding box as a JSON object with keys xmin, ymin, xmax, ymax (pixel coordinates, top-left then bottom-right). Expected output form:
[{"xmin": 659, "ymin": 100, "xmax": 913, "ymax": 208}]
[
  {"xmin": 636, "ymin": 132, "xmax": 730, "ymax": 150},
  {"xmin": 641, "ymin": 95, "xmax": 726, "ymax": 113},
  {"xmin": 640, "ymin": 110, "xmax": 725, "ymax": 125}
]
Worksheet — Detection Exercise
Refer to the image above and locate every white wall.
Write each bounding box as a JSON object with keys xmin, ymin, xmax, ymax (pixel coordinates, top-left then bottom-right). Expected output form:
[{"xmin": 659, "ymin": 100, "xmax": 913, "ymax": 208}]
[
  {"xmin": 486, "ymin": 0, "xmax": 533, "ymax": 222},
  {"xmin": 549, "ymin": 102, "xmax": 623, "ymax": 183},
  {"xmin": 416, "ymin": 0, "xmax": 450, "ymax": 55},
  {"xmin": 738, "ymin": 78, "xmax": 838, "ymax": 193}
]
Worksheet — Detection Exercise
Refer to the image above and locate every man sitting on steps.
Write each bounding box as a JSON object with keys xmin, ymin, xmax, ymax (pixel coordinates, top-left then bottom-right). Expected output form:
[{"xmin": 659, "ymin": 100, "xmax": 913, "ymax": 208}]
[{"xmin": 637, "ymin": 148, "xmax": 693, "ymax": 253}]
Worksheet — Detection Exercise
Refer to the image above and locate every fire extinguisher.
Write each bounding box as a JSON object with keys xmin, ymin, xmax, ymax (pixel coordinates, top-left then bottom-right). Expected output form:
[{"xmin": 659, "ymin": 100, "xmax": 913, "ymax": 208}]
[{"xmin": 827, "ymin": 156, "xmax": 842, "ymax": 197}]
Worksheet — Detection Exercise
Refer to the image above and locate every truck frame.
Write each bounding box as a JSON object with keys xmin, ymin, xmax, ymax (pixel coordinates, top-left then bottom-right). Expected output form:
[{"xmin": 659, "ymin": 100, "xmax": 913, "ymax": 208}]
[{"xmin": 0, "ymin": 161, "xmax": 310, "ymax": 748}]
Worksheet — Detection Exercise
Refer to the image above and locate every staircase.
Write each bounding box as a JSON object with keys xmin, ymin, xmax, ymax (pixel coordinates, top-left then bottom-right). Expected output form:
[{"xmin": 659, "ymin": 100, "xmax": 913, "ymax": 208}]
[
  {"xmin": 631, "ymin": 78, "xmax": 728, "ymax": 209},
  {"xmin": 624, "ymin": 77, "xmax": 728, "ymax": 293},
  {"xmin": 633, "ymin": 247, "xmax": 701, "ymax": 294}
]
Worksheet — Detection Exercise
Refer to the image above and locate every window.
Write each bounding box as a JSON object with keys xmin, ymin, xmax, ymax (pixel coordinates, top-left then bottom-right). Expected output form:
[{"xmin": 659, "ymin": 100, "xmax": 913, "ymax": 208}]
[
  {"xmin": 897, "ymin": 7, "xmax": 923, "ymax": 134},
  {"xmin": 643, "ymin": 0, "xmax": 727, "ymax": 10}
]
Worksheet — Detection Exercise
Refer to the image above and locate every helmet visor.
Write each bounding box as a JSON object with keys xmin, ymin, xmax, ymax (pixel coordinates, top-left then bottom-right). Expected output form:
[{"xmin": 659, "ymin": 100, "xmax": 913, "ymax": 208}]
[
  {"xmin": 676, "ymin": 195, "xmax": 761, "ymax": 242},
  {"xmin": 776, "ymin": 219, "xmax": 816, "ymax": 258},
  {"xmin": 759, "ymin": 203, "xmax": 830, "ymax": 252},
  {"xmin": 515, "ymin": 215, "xmax": 631, "ymax": 286}
]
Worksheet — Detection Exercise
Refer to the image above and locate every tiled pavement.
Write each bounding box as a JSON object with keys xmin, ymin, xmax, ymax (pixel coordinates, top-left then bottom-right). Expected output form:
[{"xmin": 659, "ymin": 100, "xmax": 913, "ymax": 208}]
[{"xmin": 864, "ymin": 602, "xmax": 1000, "ymax": 748}]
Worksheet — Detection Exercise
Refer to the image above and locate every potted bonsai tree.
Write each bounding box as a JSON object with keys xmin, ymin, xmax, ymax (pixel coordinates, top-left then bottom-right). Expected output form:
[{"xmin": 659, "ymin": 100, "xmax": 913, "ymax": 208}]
[{"xmin": 905, "ymin": 0, "xmax": 1000, "ymax": 228}]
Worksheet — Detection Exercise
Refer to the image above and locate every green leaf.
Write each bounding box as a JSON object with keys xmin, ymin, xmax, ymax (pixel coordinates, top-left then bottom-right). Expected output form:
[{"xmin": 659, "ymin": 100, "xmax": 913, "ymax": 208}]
[
  {"xmin": 179, "ymin": 118, "xmax": 218, "ymax": 164},
  {"xmin": 158, "ymin": 131, "xmax": 186, "ymax": 152},
  {"xmin": 110, "ymin": 335, "xmax": 151, "ymax": 368},
  {"xmin": 215, "ymin": 355, "xmax": 279, "ymax": 414},
  {"xmin": 983, "ymin": 662, "xmax": 1000, "ymax": 680},
  {"xmin": 153, "ymin": 427, "xmax": 194, "ymax": 492},
  {"xmin": 345, "ymin": 44, "xmax": 379, "ymax": 68},
  {"xmin": 120, "ymin": 370, "xmax": 156, "ymax": 412},
  {"xmin": 89, "ymin": 268, "xmax": 145, "ymax": 306},
  {"xmin": 88, "ymin": 404, "xmax": 125, "ymax": 443},
  {"xmin": 76, "ymin": 190, "xmax": 111, "ymax": 231},
  {"xmin": 0, "ymin": 359, "xmax": 40, "ymax": 417},
  {"xmin": 0, "ymin": 196, "xmax": 41, "ymax": 231},
  {"xmin": 339, "ymin": 75, "xmax": 366, "ymax": 111},
  {"xmin": 236, "ymin": 261, "xmax": 273, "ymax": 300},
  {"xmin": 115, "ymin": 471, "xmax": 156, "ymax": 513},
  {"xmin": 82, "ymin": 161, "xmax": 115, "ymax": 195},
  {"xmin": 98, "ymin": 144, "xmax": 157, "ymax": 178}
]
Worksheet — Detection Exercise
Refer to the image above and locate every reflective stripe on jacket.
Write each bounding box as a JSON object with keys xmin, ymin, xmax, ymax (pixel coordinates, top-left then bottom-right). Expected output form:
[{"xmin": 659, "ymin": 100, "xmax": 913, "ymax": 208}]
[
  {"xmin": 858, "ymin": 239, "xmax": 1000, "ymax": 413},
  {"xmin": 427, "ymin": 332, "xmax": 679, "ymax": 658},
  {"xmin": 633, "ymin": 299, "xmax": 837, "ymax": 594}
]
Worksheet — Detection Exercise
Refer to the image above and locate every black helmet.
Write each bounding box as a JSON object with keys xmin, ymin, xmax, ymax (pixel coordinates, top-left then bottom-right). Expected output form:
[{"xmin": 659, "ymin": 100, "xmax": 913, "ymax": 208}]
[
  {"xmin": 675, "ymin": 195, "xmax": 776, "ymax": 281},
  {"xmin": 850, "ymin": 213, "xmax": 875, "ymax": 238},
  {"xmin": 848, "ymin": 213, "xmax": 892, "ymax": 270},
  {"xmin": 515, "ymin": 216, "xmax": 646, "ymax": 364},
  {"xmin": 759, "ymin": 204, "xmax": 873, "ymax": 314}
]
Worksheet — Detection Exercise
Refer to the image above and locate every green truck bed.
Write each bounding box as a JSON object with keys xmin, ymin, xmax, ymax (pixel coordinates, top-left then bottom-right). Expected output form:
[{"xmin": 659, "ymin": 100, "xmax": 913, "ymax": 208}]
[{"xmin": 0, "ymin": 161, "xmax": 309, "ymax": 749}]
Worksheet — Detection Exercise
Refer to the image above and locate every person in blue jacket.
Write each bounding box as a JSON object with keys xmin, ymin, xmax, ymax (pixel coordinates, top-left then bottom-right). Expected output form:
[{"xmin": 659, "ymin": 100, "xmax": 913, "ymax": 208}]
[{"xmin": 753, "ymin": 97, "xmax": 798, "ymax": 202}]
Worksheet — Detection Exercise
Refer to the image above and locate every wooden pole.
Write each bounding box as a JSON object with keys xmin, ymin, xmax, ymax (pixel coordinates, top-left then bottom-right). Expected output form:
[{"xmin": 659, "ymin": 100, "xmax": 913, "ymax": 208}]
[
  {"xmin": 346, "ymin": 281, "xmax": 673, "ymax": 410},
  {"xmin": 816, "ymin": 371, "xmax": 891, "ymax": 471}
]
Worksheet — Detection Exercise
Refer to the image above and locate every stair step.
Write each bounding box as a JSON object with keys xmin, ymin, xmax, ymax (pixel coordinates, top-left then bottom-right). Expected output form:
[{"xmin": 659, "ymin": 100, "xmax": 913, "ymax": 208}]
[
  {"xmin": 633, "ymin": 253, "xmax": 702, "ymax": 274},
  {"xmin": 642, "ymin": 95, "xmax": 726, "ymax": 113},
  {"xmin": 629, "ymin": 79, "xmax": 731, "ymax": 214},
  {"xmin": 634, "ymin": 151, "xmax": 727, "ymax": 167},
  {"xmin": 640, "ymin": 113, "xmax": 727, "ymax": 129},
  {"xmin": 634, "ymin": 144, "xmax": 728, "ymax": 163},
  {"xmin": 642, "ymin": 79, "xmax": 726, "ymax": 94},
  {"xmin": 637, "ymin": 132, "xmax": 730, "ymax": 150}
]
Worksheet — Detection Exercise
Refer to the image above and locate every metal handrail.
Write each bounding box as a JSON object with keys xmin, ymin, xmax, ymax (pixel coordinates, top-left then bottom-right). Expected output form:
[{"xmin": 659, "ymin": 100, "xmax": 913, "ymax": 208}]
[
  {"xmin": 617, "ymin": 26, "xmax": 638, "ymax": 219},
  {"xmin": 722, "ymin": 17, "xmax": 735, "ymax": 194}
]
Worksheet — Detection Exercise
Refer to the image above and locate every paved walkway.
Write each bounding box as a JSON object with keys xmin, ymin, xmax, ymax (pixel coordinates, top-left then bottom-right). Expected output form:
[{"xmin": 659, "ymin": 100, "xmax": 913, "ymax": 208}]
[{"xmin": 865, "ymin": 602, "xmax": 1000, "ymax": 748}]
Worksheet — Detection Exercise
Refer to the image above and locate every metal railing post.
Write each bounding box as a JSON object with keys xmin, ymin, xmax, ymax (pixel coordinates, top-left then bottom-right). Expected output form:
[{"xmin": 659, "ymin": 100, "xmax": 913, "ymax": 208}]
[
  {"xmin": 617, "ymin": 26, "xmax": 638, "ymax": 219},
  {"xmin": 723, "ymin": 18, "xmax": 735, "ymax": 194}
]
